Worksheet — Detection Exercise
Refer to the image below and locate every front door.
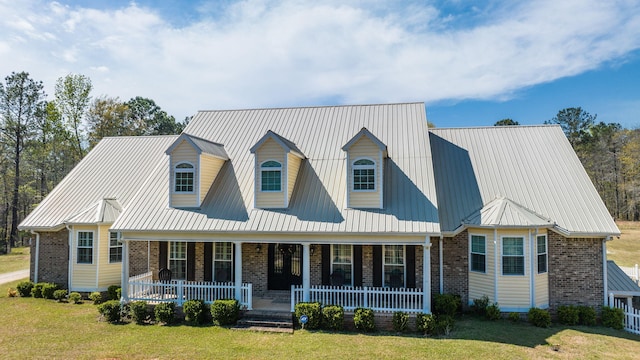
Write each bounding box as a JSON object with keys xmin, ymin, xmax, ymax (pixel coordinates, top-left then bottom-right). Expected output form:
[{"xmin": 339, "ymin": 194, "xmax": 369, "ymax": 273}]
[{"xmin": 268, "ymin": 243, "xmax": 302, "ymax": 290}]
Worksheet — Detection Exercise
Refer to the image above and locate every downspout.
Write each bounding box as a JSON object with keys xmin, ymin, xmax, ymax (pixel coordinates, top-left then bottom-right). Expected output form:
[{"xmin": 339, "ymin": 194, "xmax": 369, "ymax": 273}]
[
  {"xmin": 603, "ymin": 237, "xmax": 611, "ymax": 306},
  {"xmin": 529, "ymin": 229, "xmax": 536, "ymax": 308},
  {"xmin": 493, "ymin": 227, "xmax": 498, "ymax": 303},
  {"xmin": 30, "ymin": 231, "xmax": 40, "ymax": 283},
  {"xmin": 439, "ymin": 235, "xmax": 444, "ymax": 294},
  {"xmin": 66, "ymin": 225, "xmax": 73, "ymax": 291}
]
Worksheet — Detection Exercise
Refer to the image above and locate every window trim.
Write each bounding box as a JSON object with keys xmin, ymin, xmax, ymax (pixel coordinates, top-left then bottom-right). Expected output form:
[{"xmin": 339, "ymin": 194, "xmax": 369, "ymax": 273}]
[
  {"xmin": 331, "ymin": 244, "xmax": 353, "ymax": 286},
  {"xmin": 537, "ymin": 235, "xmax": 548, "ymax": 274},
  {"xmin": 501, "ymin": 236, "xmax": 525, "ymax": 276},
  {"xmin": 469, "ymin": 234, "xmax": 487, "ymax": 273},
  {"xmin": 76, "ymin": 231, "xmax": 94, "ymax": 264},
  {"xmin": 383, "ymin": 245, "xmax": 405, "ymax": 287},
  {"xmin": 169, "ymin": 241, "xmax": 187, "ymax": 280},
  {"xmin": 108, "ymin": 232, "xmax": 122, "ymax": 263},
  {"xmin": 213, "ymin": 242, "xmax": 233, "ymax": 282},
  {"xmin": 173, "ymin": 161, "xmax": 195, "ymax": 193},
  {"xmin": 260, "ymin": 160, "xmax": 283, "ymax": 192},
  {"xmin": 352, "ymin": 157, "xmax": 376, "ymax": 192}
]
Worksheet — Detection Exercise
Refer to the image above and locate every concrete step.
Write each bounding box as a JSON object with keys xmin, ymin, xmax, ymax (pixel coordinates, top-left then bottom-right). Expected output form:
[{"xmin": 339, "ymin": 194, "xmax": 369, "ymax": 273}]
[
  {"xmin": 237, "ymin": 318, "xmax": 293, "ymax": 328},
  {"xmin": 233, "ymin": 310, "xmax": 294, "ymax": 332}
]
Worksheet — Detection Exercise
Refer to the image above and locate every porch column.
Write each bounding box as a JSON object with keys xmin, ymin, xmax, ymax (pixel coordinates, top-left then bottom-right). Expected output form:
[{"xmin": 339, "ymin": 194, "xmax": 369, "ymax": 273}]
[
  {"xmin": 423, "ymin": 238, "xmax": 432, "ymax": 313},
  {"xmin": 234, "ymin": 242, "xmax": 243, "ymax": 302},
  {"xmin": 302, "ymin": 243, "xmax": 311, "ymax": 302},
  {"xmin": 121, "ymin": 238, "xmax": 129, "ymax": 301}
]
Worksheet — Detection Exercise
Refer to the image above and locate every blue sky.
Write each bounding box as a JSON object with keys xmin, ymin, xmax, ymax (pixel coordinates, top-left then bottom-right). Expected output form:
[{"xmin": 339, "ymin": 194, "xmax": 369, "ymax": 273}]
[{"xmin": 1, "ymin": 0, "xmax": 640, "ymax": 128}]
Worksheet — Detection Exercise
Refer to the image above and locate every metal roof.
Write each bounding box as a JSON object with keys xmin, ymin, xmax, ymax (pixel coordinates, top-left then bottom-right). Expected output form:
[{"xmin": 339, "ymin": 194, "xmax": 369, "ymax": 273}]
[
  {"xmin": 166, "ymin": 133, "xmax": 229, "ymax": 160},
  {"xmin": 19, "ymin": 136, "xmax": 178, "ymax": 230},
  {"xmin": 430, "ymin": 125, "xmax": 620, "ymax": 236},
  {"xmin": 608, "ymin": 261, "xmax": 640, "ymax": 296},
  {"xmin": 249, "ymin": 130, "xmax": 305, "ymax": 158},
  {"xmin": 112, "ymin": 103, "xmax": 440, "ymax": 235},
  {"xmin": 64, "ymin": 198, "xmax": 122, "ymax": 225},
  {"xmin": 462, "ymin": 196, "xmax": 554, "ymax": 228},
  {"xmin": 342, "ymin": 127, "xmax": 388, "ymax": 157}
]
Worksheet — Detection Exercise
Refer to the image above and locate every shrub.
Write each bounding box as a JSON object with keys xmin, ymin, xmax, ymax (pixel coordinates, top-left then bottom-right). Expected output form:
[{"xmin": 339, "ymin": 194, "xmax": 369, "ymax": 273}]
[
  {"xmin": 107, "ymin": 285, "xmax": 121, "ymax": 300},
  {"xmin": 558, "ymin": 305, "xmax": 580, "ymax": 325},
  {"xmin": 154, "ymin": 302, "xmax": 176, "ymax": 324},
  {"xmin": 601, "ymin": 306, "xmax": 624, "ymax": 330},
  {"xmin": 471, "ymin": 295, "xmax": 490, "ymax": 316},
  {"xmin": 69, "ymin": 292, "xmax": 82, "ymax": 304},
  {"xmin": 16, "ymin": 281, "xmax": 34, "ymax": 297},
  {"xmin": 486, "ymin": 303, "xmax": 501, "ymax": 321},
  {"xmin": 53, "ymin": 289, "xmax": 68, "ymax": 302},
  {"xmin": 392, "ymin": 311, "xmax": 409, "ymax": 333},
  {"xmin": 116, "ymin": 287, "xmax": 122, "ymax": 300},
  {"xmin": 578, "ymin": 305, "xmax": 597, "ymax": 326},
  {"xmin": 97, "ymin": 300, "xmax": 122, "ymax": 323},
  {"xmin": 434, "ymin": 315, "xmax": 455, "ymax": 336},
  {"xmin": 211, "ymin": 299, "xmax": 240, "ymax": 326},
  {"xmin": 7, "ymin": 288, "xmax": 17, "ymax": 297},
  {"xmin": 41, "ymin": 283, "xmax": 59, "ymax": 299},
  {"xmin": 416, "ymin": 313, "xmax": 434, "ymax": 335},
  {"xmin": 183, "ymin": 299, "xmax": 209, "ymax": 325},
  {"xmin": 528, "ymin": 308, "xmax": 551, "ymax": 328},
  {"xmin": 89, "ymin": 292, "xmax": 102, "ymax": 304},
  {"xmin": 322, "ymin": 305, "xmax": 344, "ymax": 331},
  {"xmin": 294, "ymin": 302, "xmax": 322, "ymax": 330},
  {"xmin": 508, "ymin": 312, "xmax": 521, "ymax": 323},
  {"xmin": 433, "ymin": 293, "xmax": 461, "ymax": 317},
  {"xmin": 129, "ymin": 301, "xmax": 149, "ymax": 325},
  {"xmin": 353, "ymin": 307, "xmax": 375, "ymax": 332},
  {"xmin": 31, "ymin": 283, "xmax": 44, "ymax": 298}
]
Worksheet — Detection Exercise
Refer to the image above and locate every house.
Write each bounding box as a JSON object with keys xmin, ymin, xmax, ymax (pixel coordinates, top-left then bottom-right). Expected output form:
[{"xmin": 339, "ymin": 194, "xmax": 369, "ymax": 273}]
[{"xmin": 19, "ymin": 102, "xmax": 620, "ymax": 314}]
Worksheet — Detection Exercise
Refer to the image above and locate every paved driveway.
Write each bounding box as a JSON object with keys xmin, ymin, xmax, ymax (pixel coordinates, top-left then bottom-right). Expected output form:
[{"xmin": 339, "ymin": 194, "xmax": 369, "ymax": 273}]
[{"xmin": 0, "ymin": 269, "xmax": 29, "ymax": 285}]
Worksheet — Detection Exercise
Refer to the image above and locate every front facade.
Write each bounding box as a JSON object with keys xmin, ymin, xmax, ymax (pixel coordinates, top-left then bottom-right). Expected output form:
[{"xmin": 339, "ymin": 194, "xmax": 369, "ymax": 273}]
[{"xmin": 20, "ymin": 103, "xmax": 619, "ymax": 313}]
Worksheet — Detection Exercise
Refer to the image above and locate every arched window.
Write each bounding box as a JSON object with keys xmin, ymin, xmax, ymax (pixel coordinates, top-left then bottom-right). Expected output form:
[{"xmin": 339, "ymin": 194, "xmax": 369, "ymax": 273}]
[
  {"xmin": 353, "ymin": 158, "xmax": 375, "ymax": 190},
  {"xmin": 261, "ymin": 160, "xmax": 282, "ymax": 191},
  {"xmin": 174, "ymin": 162, "xmax": 194, "ymax": 192}
]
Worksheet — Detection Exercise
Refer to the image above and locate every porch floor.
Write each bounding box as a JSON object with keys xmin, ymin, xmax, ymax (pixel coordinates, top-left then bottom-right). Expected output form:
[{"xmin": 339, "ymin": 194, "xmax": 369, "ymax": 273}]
[{"xmin": 251, "ymin": 290, "xmax": 292, "ymax": 312}]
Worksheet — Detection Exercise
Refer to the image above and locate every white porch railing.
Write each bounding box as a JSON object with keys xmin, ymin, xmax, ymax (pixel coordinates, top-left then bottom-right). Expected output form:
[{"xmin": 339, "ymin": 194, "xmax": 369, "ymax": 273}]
[
  {"xmin": 611, "ymin": 297, "xmax": 640, "ymax": 335},
  {"xmin": 620, "ymin": 264, "xmax": 639, "ymax": 284},
  {"xmin": 291, "ymin": 285, "xmax": 424, "ymax": 313},
  {"xmin": 128, "ymin": 272, "xmax": 252, "ymax": 310}
]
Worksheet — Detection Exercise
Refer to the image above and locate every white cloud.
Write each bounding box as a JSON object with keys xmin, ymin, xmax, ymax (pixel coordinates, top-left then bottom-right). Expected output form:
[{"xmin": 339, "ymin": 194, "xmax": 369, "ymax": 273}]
[{"xmin": 0, "ymin": 0, "xmax": 639, "ymax": 121}]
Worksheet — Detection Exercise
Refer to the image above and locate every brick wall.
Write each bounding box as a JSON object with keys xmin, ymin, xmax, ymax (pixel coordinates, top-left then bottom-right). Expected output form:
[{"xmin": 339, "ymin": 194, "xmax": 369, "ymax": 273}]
[
  {"xmin": 129, "ymin": 241, "xmax": 150, "ymax": 277},
  {"xmin": 242, "ymin": 243, "xmax": 268, "ymax": 296},
  {"xmin": 430, "ymin": 237, "xmax": 440, "ymax": 295},
  {"xmin": 362, "ymin": 245, "xmax": 373, "ymax": 286},
  {"xmin": 32, "ymin": 229, "xmax": 69, "ymax": 288},
  {"xmin": 442, "ymin": 230, "xmax": 468, "ymax": 307},
  {"xmin": 548, "ymin": 232, "xmax": 604, "ymax": 312}
]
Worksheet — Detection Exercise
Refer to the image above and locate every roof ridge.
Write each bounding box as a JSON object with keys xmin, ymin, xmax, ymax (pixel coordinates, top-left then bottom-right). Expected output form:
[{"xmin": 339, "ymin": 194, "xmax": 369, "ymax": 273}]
[{"xmin": 195, "ymin": 102, "xmax": 425, "ymax": 113}]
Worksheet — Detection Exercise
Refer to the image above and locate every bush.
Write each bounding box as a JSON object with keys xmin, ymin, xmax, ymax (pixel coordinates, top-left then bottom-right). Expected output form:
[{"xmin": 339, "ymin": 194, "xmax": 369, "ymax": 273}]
[
  {"xmin": 578, "ymin": 305, "xmax": 597, "ymax": 326},
  {"xmin": 434, "ymin": 315, "xmax": 455, "ymax": 336},
  {"xmin": 294, "ymin": 302, "xmax": 322, "ymax": 330},
  {"xmin": 183, "ymin": 299, "xmax": 209, "ymax": 325},
  {"xmin": 353, "ymin": 307, "xmax": 375, "ymax": 332},
  {"xmin": 528, "ymin": 308, "xmax": 551, "ymax": 328},
  {"xmin": 210, "ymin": 299, "xmax": 240, "ymax": 326},
  {"xmin": 486, "ymin": 303, "xmax": 501, "ymax": 321},
  {"xmin": 69, "ymin": 292, "xmax": 82, "ymax": 304},
  {"xmin": 416, "ymin": 313, "xmax": 434, "ymax": 335},
  {"xmin": 154, "ymin": 302, "xmax": 176, "ymax": 324},
  {"xmin": 392, "ymin": 311, "xmax": 409, "ymax": 333},
  {"xmin": 129, "ymin": 301, "xmax": 149, "ymax": 324},
  {"xmin": 89, "ymin": 292, "xmax": 102, "ymax": 304},
  {"xmin": 433, "ymin": 293, "xmax": 461, "ymax": 317},
  {"xmin": 601, "ymin": 306, "xmax": 624, "ymax": 330},
  {"xmin": 321, "ymin": 305, "xmax": 344, "ymax": 331},
  {"xmin": 107, "ymin": 285, "xmax": 121, "ymax": 301},
  {"xmin": 53, "ymin": 289, "xmax": 68, "ymax": 302},
  {"xmin": 31, "ymin": 283, "xmax": 44, "ymax": 298},
  {"xmin": 558, "ymin": 305, "xmax": 580, "ymax": 325},
  {"xmin": 41, "ymin": 283, "xmax": 59, "ymax": 299},
  {"xmin": 97, "ymin": 300, "xmax": 122, "ymax": 323},
  {"xmin": 16, "ymin": 281, "xmax": 34, "ymax": 297},
  {"xmin": 471, "ymin": 295, "xmax": 490, "ymax": 316},
  {"xmin": 508, "ymin": 312, "xmax": 521, "ymax": 323}
]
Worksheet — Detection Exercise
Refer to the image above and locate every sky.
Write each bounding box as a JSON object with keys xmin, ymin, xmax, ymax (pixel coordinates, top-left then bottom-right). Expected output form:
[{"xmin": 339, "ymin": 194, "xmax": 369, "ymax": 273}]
[{"xmin": 1, "ymin": 0, "xmax": 640, "ymax": 128}]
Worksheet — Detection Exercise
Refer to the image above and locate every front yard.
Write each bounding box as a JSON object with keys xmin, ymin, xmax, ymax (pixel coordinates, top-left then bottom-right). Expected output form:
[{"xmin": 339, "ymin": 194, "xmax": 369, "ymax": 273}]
[{"xmin": 0, "ymin": 246, "xmax": 29, "ymax": 274}]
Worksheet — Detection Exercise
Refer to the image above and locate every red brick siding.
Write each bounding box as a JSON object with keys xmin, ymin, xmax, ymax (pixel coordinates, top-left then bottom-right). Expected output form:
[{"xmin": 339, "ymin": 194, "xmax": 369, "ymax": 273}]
[
  {"xmin": 32, "ymin": 229, "xmax": 69, "ymax": 288},
  {"xmin": 442, "ymin": 230, "xmax": 469, "ymax": 307},
  {"xmin": 129, "ymin": 241, "xmax": 150, "ymax": 277}
]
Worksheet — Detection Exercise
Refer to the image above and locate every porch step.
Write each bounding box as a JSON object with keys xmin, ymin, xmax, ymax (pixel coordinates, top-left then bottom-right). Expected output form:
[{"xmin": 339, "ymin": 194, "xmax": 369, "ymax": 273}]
[{"xmin": 233, "ymin": 310, "xmax": 294, "ymax": 333}]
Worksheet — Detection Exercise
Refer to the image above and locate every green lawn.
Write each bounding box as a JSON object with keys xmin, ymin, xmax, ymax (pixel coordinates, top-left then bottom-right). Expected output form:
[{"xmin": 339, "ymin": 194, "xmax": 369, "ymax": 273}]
[
  {"xmin": 608, "ymin": 221, "xmax": 640, "ymax": 267},
  {"xmin": 0, "ymin": 246, "xmax": 29, "ymax": 274},
  {"xmin": 1, "ymin": 280, "xmax": 639, "ymax": 360}
]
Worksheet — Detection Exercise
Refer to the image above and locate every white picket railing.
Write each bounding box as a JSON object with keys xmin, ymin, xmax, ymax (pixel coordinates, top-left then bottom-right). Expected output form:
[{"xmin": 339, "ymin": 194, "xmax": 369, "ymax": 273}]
[
  {"xmin": 128, "ymin": 273, "xmax": 252, "ymax": 310},
  {"xmin": 620, "ymin": 264, "xmax": 639, "ymax": 284},
  {"xmin": 291, "ymin": 285, "xmax": 424, "ymax": 313},
  {"xmin": 611, "ymin": 297, "xmax": 640, "ymax": 335}
]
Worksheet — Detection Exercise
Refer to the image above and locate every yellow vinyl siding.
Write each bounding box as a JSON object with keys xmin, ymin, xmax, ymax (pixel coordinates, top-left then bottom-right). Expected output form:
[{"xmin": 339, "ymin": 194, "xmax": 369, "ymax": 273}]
[
  {"xmin": 170, "ymin": 140, "xmax": 198, "ymax": 207},
  {"xmin": 287, "ymin": 153, "xmax": 302, "ymax": 203},
  {"xmin": 468, "ymin": 230, "xmax": 496, "ymax": 303},
  {"xmin": 98, "ymin": 224, "xmax": 121, "ymax": 288},
  {"xmin": 497, "ymin": 231, "xmax": 530, "ymax": 308},
  {"xmin": 199, "ymin": 155, "xmax": 226, "ymax": 203},
  {"xmin": 347, "ymin": 137, "xmax": 381, "ymax": 208},
  {"xmin": 72, "ymin": 225, "xmax": 97, "ymax": 290},
  {"xmin": 256, "ymin": 138, "xmax": 286, "ymax": 208},
  {"xmin": 535, "ymin": 273, "xmax": 549, "ymax": 307}
]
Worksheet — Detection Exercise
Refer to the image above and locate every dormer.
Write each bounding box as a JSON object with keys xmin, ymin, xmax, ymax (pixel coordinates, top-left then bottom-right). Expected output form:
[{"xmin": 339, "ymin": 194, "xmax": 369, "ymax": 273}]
[
  {"xmin": 165, "ymin": 133, "xmax": 229, "ymax": 208},
  {"xmin": 342, "ymin": 128, "xmax": 388, "ymax": 209},
  {"xmin": 250, "ymin": 131, "xmax": 305, "ymax": 209}
]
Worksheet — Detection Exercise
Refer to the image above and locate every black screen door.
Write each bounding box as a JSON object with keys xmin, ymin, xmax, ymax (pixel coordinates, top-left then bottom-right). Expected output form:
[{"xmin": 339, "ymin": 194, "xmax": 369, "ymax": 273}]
[{"xmin": 268, "ymin": 243, "xmax": 302, "ymax": 290}]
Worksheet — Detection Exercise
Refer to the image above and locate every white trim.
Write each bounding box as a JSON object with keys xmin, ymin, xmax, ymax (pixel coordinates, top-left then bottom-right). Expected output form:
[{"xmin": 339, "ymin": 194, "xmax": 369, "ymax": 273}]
[
  {"xmin": 31, "ymin": 231, "xmax": 40, "ymax": 283},
  {"xmin": 382, "ymin": 244, "xmax": 406, "ymax": 287},
  {"xmin": 67, "ymin": 225, "xmax": 73, "ymax": 291},
  {"xmin": 213, "ymin": 242, "xmax": 234, "ymax": 282},
  {"xmin": 95, "ymin": 226, "xmax": 100, "ymax": 288},
  {"xmin": 500, "ymin": 235, "xmax": 526, "ymax": 276},
  {"xmin": 302, "ymin": 244, "xmax": 310, "ymax": 302},
  {"xmin": 259, "ymin": 159, "xmax": 283, "ymax": 192},
  {"xmin": 469, "ymin": 233, "xmax": 487, "ymax": 273},
  {"xmin": 493, "ymin": 228, "xmax": 498, "ymax": 303},
  {"xmin": 108, "ymin": 231, "xmax": 123, "ymax": 264},
  {"xmin": 529, "ymin": 229, "xmax": 534, "ymax": 307},
  {"xmin": 168, "ymin": 241, "xmax": 187, "ymax": 280},
  {"xmin": 536, "ymin": 234, "xmax": 548, "ymax": 274},
  {"xmin": 330, "ymin": 244, "xmax": 354, "ymax": 286},
  {"xmin": 76, "ymin": 230, "xmax": 95, "ymax": 265},
  {"xmin": 121, "ymin": 239, "xmax": 129, "ymax": 300},
  {"xmin": 234, "ymin": 242, "xmax": 243, "ymax": 301},
  {"xmin": 147, "ymin": 240, "xmax": 150, "ymax": 273},
  {"xmin": 351, "ymin": 157, "xmax": 377, "ymax": 192},
  {"xmin": 172, "ymin": 161, "xmax": 196, "ymax": 194}
]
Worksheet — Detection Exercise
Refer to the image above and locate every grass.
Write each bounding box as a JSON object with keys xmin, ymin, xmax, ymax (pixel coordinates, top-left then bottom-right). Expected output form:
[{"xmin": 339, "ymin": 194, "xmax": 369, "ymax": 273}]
[
  {"xmin": 0, "ymin": 246, "xmax": 30, "ymax": 274},
  {"xmin": 1, "ymin": 280, "xmax": 639, "ymax": 360},
  {"xmin": 608, "ymin": 221, "xmax": 640, "ymax": 267}
]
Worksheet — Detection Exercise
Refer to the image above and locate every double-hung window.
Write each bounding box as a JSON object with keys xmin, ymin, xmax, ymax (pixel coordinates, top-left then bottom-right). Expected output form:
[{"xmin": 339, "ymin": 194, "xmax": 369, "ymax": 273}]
[
  {"xmin": 383, "ymin": 245, "xmax": 404, "ymax": 287},
  {"xmin": 214, "ymin": 242, "xmax": 233, "ymax": 282},
  {"xmin": 109, "ymin": 232, "xmax": 122, "ymax": 263},
  {"xmin": 331, "ymin": 244, "xmax": 353, "ymax": 286},
  {"xmin": 261, "ymin": 161, "xmax": 282, "ymax": 191},
  {"xmin": 174, "ymin": 162, "xmax": 194, "ymax": 193},
  {"xmin": 470, "ymin": 235, "xmax": 486, "ymax": 273},
  {"xmin": 169, "ymin": 242, "xmax": 187, "ymax": 280},
  {"xmin": 77, "ymin": 231, "xmax": 93, "ymax": 264},
  {"xmin": 502, "ymin": 237, "xmax": 525, "ymax": 275},
  {"xmin": 537, "ymin": 235, "xmax": 547, "ymax": 274},
  {"xmin": 353, "ymin": 159, "xmax": 375, "ymax": 191}
]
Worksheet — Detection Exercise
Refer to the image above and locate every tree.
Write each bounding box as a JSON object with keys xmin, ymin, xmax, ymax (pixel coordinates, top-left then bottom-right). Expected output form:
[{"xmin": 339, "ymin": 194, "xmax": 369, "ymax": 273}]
[
  {"xmin": 494, "ymin": 118, "xmax": 519, "ymax": 126},
  {"xmin": 126, "ymin": 97, "xmax": 184, "ymax": 135},
  {"xmin": 546, "ymin": 107, "xmax": 596, "ymax": 147},
  {"xmin": 0, "ymin": 72, "xmax": 45, "ymax": 249},
  {"xmin": 86, "ymin": 96, "xmax": 130, "ymax": 148},
  {"xmin": 54, "ymin": 74, "xmax": 92, "ymax": 161}
]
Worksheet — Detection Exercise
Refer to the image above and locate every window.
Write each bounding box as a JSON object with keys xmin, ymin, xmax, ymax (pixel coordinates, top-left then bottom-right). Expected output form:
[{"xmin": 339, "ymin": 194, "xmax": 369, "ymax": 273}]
[
  {"xmin": 353, "ymin": 158, "xmax": 375, "ymax": 191},
  {"xmin": 502, "ymin": 237, "xmax": 524, "ymax": 275},
  {"xmin": 261, "ymin": 161, "xmax": 282, "ymax": 191},
  {"xmin": 383, "ymin": 245, "xmax": 404, "ymax": 287},
  {"xmin": 537, "ymin": 235, "xmax": 547, "ymax": 274},
  {"xmin": 174, "ymin": 162, "xmax": 194, "ymax": 192},
  {"xmin": 214, "ymin": 242, "xmax": 233, "ymax": 282},
  {"xmin": 109, "ymin": 232, "xmax": 122, "ymax": 263},
  {"xmin": 169, "ymin": 242, "xmax": 187, "ymax": 280},
  {"xmin": 331, "ymin": 244, "xmax": 353, "ymax": 286},
  {"xmin": 470, "ymin": 235, "xmax": 486, "ymax": 273},
  {"xmin": 77, "ymin": 231, "xmax": 93, "ymax": 264}
]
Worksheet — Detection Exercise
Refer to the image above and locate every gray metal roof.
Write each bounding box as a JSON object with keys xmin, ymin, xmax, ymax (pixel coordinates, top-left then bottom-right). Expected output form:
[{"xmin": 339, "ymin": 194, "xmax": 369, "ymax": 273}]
[
  {"xmin": 430, "ymin": 125, "xmax": 620, "ymax": 236},
  {"xmin": 462, "ymin": 196, "xmax": 554, "ymax": 228},
  {"xmin": 19, "ymin": 136, "xmax": 178, "ymax": 230},
  {"xmin": 112, "ymin": 103, "xmax": 440, "ymax": 235},
  {"xmin": 249, "ymin": 130, "xmax": 305, "ymax": 158},
  {"xmin": 342, "ymin": 127, "xmax": 388, "ymax": 157},
  {"xmin": 166, "ymin": 133, "xmax": 229, "ymax": 160},
  {"xmin": 64, "ymin": 198, "xmax": 122, "ymax": 225},
  {"xmin": 608, "ymin": 260, "xmax": 640, "ymax": 296}
]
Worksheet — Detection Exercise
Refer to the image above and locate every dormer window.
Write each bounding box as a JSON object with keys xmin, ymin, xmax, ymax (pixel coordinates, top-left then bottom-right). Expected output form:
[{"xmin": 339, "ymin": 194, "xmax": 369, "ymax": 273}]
[
  {"xmin": 353, "ymin": 158, "xmax": 376, "ymax": 191},
  {"xmin": 261, "ymin": 160, "xmax": 282, "ymax": 191},
  {"xmin": 174, "ymin": 162, "xmax": 195, "ymax": 193}
]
